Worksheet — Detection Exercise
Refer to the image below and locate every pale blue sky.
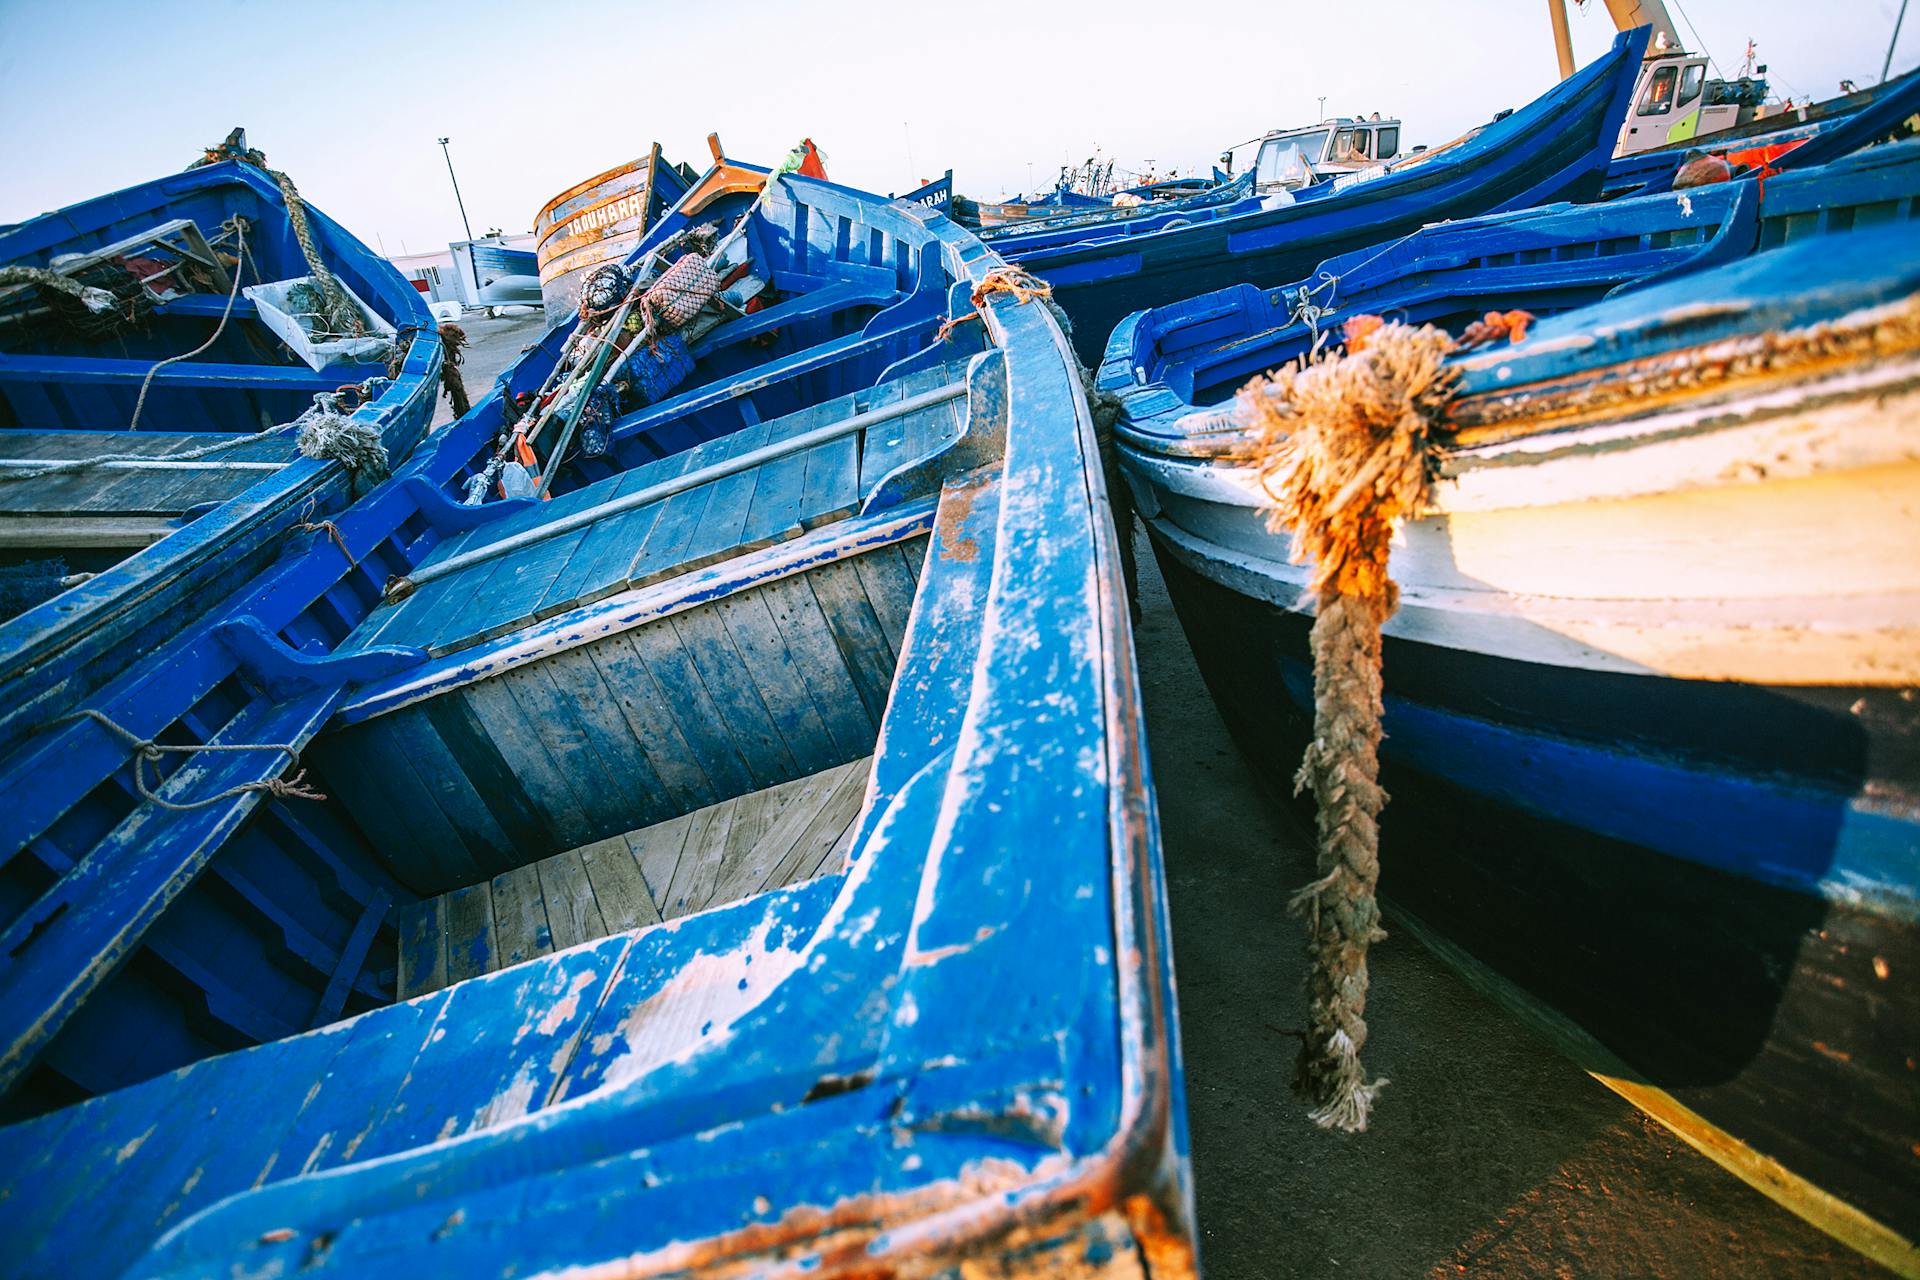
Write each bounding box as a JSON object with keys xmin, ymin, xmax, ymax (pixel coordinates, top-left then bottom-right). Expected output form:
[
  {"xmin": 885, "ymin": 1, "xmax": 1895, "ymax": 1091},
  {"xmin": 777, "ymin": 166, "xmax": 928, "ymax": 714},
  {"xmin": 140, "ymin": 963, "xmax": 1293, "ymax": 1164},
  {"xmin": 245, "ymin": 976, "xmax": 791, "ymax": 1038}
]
[{"xmin": 1, "ymin": 0, "xmax": 1912, "ymax": 254}]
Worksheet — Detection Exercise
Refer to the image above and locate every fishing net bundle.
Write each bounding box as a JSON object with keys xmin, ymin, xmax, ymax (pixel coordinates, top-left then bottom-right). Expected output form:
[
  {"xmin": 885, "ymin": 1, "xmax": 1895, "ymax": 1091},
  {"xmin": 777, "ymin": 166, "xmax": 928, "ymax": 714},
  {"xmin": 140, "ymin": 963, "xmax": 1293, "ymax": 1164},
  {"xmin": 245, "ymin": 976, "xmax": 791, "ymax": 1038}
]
[{"xmin": 0, "ymin": 262, "xmax": 150, "ymax": 340}]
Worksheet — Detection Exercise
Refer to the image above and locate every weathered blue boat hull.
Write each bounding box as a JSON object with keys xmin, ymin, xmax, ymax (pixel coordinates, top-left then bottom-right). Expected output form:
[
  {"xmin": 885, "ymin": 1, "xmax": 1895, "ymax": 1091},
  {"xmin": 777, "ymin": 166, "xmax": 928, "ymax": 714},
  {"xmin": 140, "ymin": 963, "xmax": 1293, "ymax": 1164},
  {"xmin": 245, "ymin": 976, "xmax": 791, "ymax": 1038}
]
[
  {"xmin": 978, "ymin": 171, "xmax": 1257, "ymax": 251},
  {"xmin": 1108, "ymin": 211, "xmax": 1920, "ymax": 1266},
  {"xmin": 0, "ymin": 168, "xmax": 1195, "ymax": 1278},
  {"xmin": 1152, "ymin": 549, "xmax": 1918, "ymax": 1242},
  {"xmin": 1010, "ymin": 29, "xmax": 1648, "ymax": 362},
  {"xmin": 0, "ymin": 157, "xmax": 442, "ymax": 756}
]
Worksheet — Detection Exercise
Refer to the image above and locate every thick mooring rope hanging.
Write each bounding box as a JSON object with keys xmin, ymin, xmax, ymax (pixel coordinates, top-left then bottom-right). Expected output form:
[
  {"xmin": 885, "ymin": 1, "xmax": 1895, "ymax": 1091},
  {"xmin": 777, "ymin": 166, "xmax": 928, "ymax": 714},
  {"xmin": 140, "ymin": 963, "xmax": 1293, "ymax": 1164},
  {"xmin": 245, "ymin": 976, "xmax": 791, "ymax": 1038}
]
[
  {"xmin": 438, "ymin": 321, "xmax": 471, "ymax": 417},
  {"xmin": 1238, "ymin": 317, "xmax": 1459, "ymax": 1131},
  {"xmin": 192, "ymin": 130, "xmax": 365, "ymax": 339}
]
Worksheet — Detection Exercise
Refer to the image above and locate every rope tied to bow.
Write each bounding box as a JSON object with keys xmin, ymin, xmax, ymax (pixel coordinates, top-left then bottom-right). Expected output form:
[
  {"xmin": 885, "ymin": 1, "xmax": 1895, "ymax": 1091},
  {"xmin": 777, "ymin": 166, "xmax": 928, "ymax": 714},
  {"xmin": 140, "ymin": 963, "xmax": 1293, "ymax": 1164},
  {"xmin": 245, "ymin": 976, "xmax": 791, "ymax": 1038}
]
[
  {"xmin": 1238, "ymin": 316, "xmax": 1460, "ymax": 1132},
  {"xmin": 936, "ymin": 265, "xmax": 1055, "ymax": 343},
  {"xmin": 60, "ymin": 708, "xmax": 325, "ymax": 812},
  {"xmin": 191, "ymin": 130, "xmax": 365, "ymax": 339},
  {"xmin": 971, "ymin": 264, "xmax": 1053, "ymax": 308}
]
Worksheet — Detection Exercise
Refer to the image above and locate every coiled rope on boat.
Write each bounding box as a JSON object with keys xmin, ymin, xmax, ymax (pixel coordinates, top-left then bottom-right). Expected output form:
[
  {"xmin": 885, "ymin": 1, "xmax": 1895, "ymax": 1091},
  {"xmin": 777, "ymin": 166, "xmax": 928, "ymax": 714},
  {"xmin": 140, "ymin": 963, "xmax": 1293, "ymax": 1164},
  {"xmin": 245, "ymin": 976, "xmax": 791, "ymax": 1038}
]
[
  {"xmin": 1238, "ymin": 317, "xmax": 1459, "ymax": 1132},
  {"xmin": 125, "ymin": 216, "xmax": 250, "ymax": 432},
  {"xmin": 57, "ymin": 708, "xmax": 325, "ymax": 812}
]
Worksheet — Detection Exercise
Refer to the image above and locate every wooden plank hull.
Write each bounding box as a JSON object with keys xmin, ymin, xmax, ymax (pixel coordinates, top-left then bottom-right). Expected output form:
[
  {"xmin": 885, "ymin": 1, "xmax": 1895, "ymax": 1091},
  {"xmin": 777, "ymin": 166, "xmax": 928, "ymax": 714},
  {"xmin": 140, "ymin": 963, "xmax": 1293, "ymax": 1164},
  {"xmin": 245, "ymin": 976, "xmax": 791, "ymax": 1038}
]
[
  {"xmin": 1110, "ymin": 213, "xmax": 1920, "ymax": 1268},
  {"xmin": 533, "ymin": 145, "xmax": 692, "ymax": 317},
  {"xmin": 0, "ymin": 166, "xmax": 1193, "ymax": 1279}
]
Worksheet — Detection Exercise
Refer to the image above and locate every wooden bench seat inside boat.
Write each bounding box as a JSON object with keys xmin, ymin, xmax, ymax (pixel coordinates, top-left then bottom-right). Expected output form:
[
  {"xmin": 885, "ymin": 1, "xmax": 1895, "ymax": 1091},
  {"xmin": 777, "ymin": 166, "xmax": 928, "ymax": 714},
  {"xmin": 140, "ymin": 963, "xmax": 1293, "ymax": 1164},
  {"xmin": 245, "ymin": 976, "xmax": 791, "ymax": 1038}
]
[
  {"xmin": 0, "ymin": 429, "xmax": 290, "ymax": 550},
  {"xmin": 351, "ymin": 357, "xmax": 966, "ymax": 659},
  {"xmin": 395, "ymin": 755, "xmax": 871, "ymax": 998}
]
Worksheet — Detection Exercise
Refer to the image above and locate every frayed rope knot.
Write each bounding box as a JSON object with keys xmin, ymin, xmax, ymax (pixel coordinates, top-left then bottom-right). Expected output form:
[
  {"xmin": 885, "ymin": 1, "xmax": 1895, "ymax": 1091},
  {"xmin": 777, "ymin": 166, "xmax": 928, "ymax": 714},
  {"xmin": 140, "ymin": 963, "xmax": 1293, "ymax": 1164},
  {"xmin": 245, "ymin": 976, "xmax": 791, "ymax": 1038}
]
[
  {"xmin": 57, "ymin": 708, "xmax": 325, "ymax": 812},
  {"xmin": 969, "ymin": 265, "xmax": 1053, "ymax": 309},
  {"xmin": 297, "ymin": 413, "xmax": 389, "ymax": 481},
  {"xmin": 1238, "ymin": 319, "xmax": 1459, "ymax": 1132},
  {"xmin": 937, "ymin": 266, "xmax": 1057, "ymax": 343}
]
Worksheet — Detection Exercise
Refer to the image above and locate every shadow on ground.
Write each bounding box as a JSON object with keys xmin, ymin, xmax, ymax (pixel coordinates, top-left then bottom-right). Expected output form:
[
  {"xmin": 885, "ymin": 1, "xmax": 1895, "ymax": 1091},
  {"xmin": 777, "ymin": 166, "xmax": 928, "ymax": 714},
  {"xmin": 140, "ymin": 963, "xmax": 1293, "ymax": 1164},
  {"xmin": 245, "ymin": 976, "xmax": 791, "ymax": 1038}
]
[{"xmin": 1127, "ymin": 534, "xmax": 1886, "ymax": 1280}]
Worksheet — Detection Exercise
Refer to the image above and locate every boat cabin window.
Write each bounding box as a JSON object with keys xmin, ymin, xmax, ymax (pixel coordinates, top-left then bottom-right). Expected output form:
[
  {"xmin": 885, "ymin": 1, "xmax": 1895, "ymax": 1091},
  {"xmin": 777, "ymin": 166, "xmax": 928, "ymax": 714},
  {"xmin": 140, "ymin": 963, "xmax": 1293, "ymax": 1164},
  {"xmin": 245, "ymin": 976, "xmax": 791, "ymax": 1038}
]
[
  {"xmin": 1375, "ymin": 126, "xmax": 1400, "ymax": 159},
  {"xmin": 1678, "ymin": 62, "xmax": 1706, "ymax": 108},
  {"xmin": 1639, "ymin": 64, "xmax": 1679, "ymax": 116},
  {"xmin": 1333, "ymin": 128, "xmax": 1360, "ymax": 161},
  {"xmin": 1257, "ymin": 136, "xmax": 1323, "ymax": 187}
]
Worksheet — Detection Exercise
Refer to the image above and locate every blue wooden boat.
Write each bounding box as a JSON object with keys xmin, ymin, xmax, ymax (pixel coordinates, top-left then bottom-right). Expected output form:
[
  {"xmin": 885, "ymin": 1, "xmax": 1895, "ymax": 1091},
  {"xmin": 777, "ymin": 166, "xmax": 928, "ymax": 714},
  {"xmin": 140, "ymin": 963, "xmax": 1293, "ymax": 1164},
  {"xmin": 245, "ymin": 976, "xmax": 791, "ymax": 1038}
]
[
  {"xmin": 0, "ymin": 138, "xmax": 442, "ymax": 744},
  {"xmin": 977, "ymin": 171, "xmax": 1257, "ymax": 252},
  {"xmin": 1010, "ymin": 28, "xmax": 1649, "ymax": 363},
  {"xmin": 0, "ymin": 168, "xmax": 1193, "ymax": 1279},
  {"xmin": 449, "ymin": 235, "xmax": 541, "ymax": 309},
  {"xmin": 1605, "ymin": 63, "xmax": 1920, "ymax": 198},
  {"xmin": 533, "ymin": 142, "xmax": 696, "ymax": 316},
  {"xmin": 1105, "ymin": 146, "xmax": 1920, "ymax": 1271}
]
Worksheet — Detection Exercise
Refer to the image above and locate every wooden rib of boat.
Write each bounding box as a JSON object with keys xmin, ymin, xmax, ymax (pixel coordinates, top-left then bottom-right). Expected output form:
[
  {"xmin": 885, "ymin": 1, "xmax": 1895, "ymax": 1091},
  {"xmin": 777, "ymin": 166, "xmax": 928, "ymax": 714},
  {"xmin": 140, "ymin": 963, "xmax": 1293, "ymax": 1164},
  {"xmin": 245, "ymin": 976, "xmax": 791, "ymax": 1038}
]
[
  {"xmin": 1011, "ymin": 29, "xmax": 1649, "ymax": 363},
  {"xmin": 1105, "ymin": 148, "xmax": 1920, "ymax": 1271},
  {"xmin": 0, "ymin": 166, "xmax": 1194, "ymax": 1279},
  {"xmin": 0, "ymin": 141, "xmax": 442, "ymax": 766}
]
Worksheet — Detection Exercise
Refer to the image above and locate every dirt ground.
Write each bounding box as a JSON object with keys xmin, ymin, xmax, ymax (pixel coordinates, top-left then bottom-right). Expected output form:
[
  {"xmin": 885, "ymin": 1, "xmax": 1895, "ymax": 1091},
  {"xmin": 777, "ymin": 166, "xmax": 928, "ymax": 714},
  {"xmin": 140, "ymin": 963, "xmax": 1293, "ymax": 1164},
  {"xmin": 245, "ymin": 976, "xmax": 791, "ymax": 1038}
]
[
  {"xmin": 430, "ymin": 308, "xmax": 548, "ymax": 428},
  {"xmin": 1124, "ymin": 536, "xmax": 1888, "ymax": 1279},
  {"xmin": 446, "ymin": 307, "xmax": 1886, "ymax": 1278}
]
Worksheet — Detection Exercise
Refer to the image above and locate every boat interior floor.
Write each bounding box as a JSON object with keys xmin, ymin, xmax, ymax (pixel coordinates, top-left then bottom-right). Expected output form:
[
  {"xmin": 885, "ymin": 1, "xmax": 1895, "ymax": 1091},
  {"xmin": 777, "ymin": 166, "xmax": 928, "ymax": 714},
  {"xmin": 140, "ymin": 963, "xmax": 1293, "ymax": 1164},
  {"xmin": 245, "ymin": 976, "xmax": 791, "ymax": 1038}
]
[
  {"xmin": 0, "ymin": 429, "xmax": 290, "ymax": 552},
  {"xmin": 396, "ymin": 755, "xmax": 872, "ymax": 999}
]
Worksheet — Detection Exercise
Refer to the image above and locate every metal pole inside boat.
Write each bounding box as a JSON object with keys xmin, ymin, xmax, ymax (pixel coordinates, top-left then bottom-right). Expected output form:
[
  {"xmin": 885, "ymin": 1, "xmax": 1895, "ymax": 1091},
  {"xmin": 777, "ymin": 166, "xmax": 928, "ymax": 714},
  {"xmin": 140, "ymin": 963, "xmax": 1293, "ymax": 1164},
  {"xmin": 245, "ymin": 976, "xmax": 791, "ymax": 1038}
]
[{"xmin": 390, "ymin": 378, "xmax": 968, "ymax": 597}]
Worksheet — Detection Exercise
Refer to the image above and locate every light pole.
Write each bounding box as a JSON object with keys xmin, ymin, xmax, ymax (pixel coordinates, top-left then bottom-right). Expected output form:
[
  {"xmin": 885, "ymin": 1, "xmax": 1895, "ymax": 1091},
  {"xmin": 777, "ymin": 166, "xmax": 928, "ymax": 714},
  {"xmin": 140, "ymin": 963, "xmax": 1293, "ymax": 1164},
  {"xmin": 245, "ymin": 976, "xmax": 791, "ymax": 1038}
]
[
  {"xmin": 438, "ymin": 137, "xmax": 475, "ymax": 244},
  {"xmin": 1885, "ymin": 0, "xmax": 1910, "ymax": 83}
]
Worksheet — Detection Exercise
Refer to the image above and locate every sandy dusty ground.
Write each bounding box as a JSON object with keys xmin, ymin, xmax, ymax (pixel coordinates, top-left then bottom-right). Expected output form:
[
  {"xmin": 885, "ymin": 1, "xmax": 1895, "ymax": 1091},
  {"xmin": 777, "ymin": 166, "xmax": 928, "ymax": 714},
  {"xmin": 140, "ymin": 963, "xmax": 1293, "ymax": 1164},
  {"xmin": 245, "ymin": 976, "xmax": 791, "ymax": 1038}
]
[
  {"xmin": 429, "ymin": 308, "xmax": 549, "ymax": 428},
  {"xmin": 450, "ymin": 306, "xmax": 1888, "ymax": 1278}
]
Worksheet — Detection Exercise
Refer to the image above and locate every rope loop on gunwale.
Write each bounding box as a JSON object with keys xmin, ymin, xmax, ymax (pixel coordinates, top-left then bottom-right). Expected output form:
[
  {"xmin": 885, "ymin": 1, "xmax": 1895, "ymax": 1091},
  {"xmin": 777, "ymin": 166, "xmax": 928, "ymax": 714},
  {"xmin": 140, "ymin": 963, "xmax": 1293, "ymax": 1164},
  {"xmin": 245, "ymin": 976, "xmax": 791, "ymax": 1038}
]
[{"xmin": 57, "ymin": 708, "xmax": 325, "ymax": 813}]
